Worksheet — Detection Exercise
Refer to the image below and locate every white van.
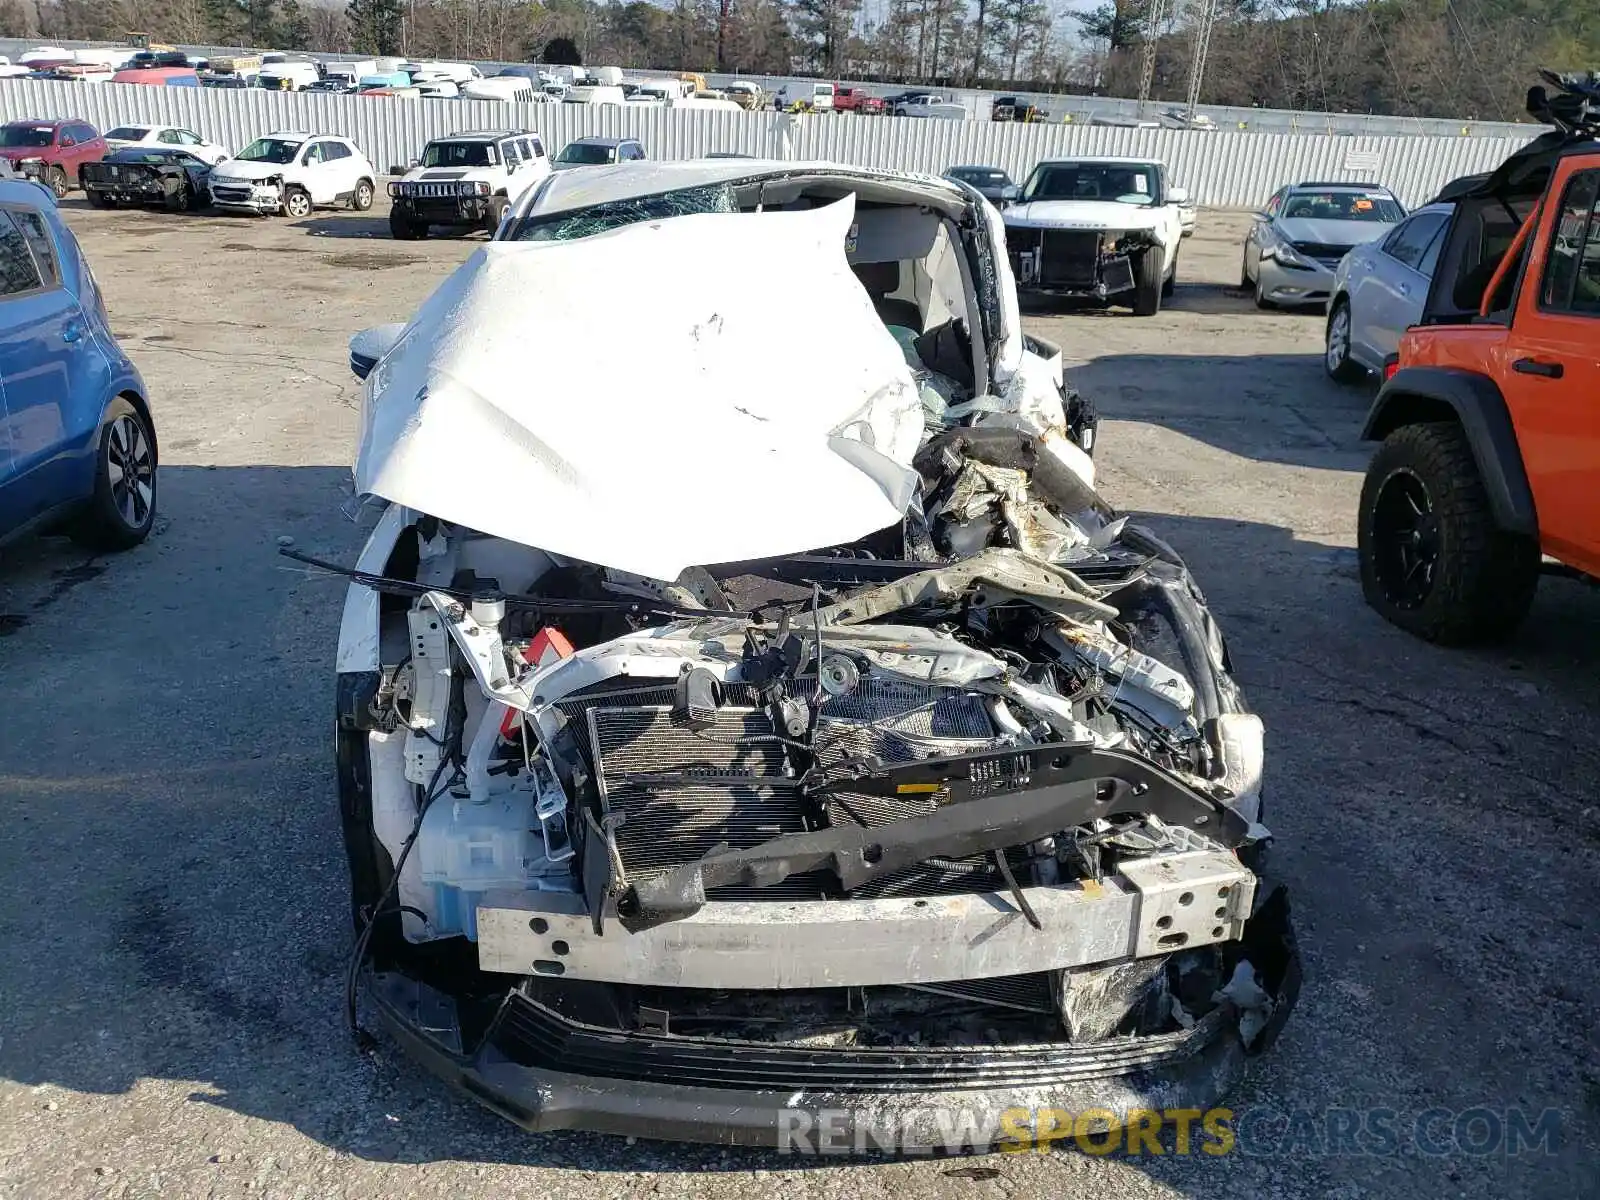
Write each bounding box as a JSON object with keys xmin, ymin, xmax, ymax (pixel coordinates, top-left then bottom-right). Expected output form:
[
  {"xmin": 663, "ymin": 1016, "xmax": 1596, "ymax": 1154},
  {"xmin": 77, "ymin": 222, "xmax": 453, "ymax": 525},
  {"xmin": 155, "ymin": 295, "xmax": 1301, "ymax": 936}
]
[
  {"xmin": 563, "ymin": 85, "xmax": 625, "ymax": 107},
  {"xmin": 777, "ymin": 81, "xmax": 834, "ymax": 112},
  {"xmin": 463, "ymin": 77, "xmax": 535, "ymax": 103},
  {"xmin": 324, "ymin": 59, "xmax": 376, "ymax": 86},
  {"xmin": 258, "ymin": 61, "xmax": 320, "ymax": 91},
  {"xmin": 402, "ymin": 60, "xmax": 483, "ymax": 85}
]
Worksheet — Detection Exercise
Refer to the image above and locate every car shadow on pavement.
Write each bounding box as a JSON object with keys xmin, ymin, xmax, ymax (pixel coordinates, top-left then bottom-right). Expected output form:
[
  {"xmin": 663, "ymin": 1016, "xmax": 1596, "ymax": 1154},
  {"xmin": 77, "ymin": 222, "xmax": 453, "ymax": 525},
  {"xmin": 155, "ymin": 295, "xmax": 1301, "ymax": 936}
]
[
  {"xmin": 0, "ymin": 472, "xmax": 1596, "ymax": 1189},
  {"xmin": 1069, "ymin": 352, "xmax": 1377, "ymax": 472},
  {"xmin": 290, "ymin": 215, "xmax": 401, "ymax": 239}
]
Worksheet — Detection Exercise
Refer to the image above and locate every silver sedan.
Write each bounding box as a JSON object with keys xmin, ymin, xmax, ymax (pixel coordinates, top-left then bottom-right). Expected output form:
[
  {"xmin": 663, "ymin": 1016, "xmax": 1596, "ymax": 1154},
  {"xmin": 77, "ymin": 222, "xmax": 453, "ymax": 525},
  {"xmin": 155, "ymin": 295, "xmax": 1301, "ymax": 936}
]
[
  {"xmin": 1323, "ymin": 202, "xmax": 1453, "ymax": 382},
  {"xmin": 1242, "ymin": 183, "xmax": 1406, "ymax": 309}
]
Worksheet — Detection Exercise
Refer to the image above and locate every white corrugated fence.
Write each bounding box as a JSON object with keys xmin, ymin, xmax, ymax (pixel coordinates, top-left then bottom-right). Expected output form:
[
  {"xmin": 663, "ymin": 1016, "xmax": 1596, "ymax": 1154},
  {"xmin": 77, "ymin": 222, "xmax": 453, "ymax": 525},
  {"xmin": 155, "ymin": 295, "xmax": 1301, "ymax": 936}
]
[{"xmin": 0, "ymin": 78, "xmax": 1534, "ymax": 209}]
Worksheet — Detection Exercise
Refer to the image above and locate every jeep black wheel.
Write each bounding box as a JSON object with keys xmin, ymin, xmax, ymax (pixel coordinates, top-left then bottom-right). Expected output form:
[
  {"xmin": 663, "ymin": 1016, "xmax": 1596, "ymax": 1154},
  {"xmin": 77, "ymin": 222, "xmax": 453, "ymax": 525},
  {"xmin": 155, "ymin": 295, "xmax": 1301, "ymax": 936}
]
[
  {"xmin": 1358, "ymin": 422, "xmax": 1539, "ymax": 644},
  {"xmin": 1131, "ymin": 249, "xmax": 1163, "ymax": 316}
]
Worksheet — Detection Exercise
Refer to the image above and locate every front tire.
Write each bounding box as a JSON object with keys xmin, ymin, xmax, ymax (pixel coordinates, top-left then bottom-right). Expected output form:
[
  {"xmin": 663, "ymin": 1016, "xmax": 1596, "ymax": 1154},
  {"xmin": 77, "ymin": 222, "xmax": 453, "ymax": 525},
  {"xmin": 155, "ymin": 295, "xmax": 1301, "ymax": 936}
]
[
  {"xmin": 389, "ymin": 209, "xmax": 425, "ymax": 240},
  {"xmin": 351, "ymin": 178, "xmax": 375, "ymax": 211},
  {"xmin": 485, "ymin": 196, "xmax": 510, "ymax": 235},
  {"xmin": 68, "ymin": 398, "xmax": 157, "ymax": 551},
  {"xmin": 164, "ymin": 181, "xmax": 191, "ymax": 213},
  {"xmin": 1324, "ymin": 298, "xmax": 1367, "ymax": 383},
  {"xmin": 86, "ymin": 188, "xmax": 105, "ymax": 208},
  {"xmin": 1131, "ymin": 249, "xmax": 1163, "ymax": 316},
  {"xmin": 1358, "ymin": 422, "xmax": 1539, "ymax": 644},
  {"xmin": 1254, "ymin": 274, "xmax": 1277, "ymax": 310},
  {"xmin": 47, "ymin": 166, "xmax": 68, "ymax": 199},
  {"xmin": 1162, "ymin": 250, "xmax": 1178, "ymax": 299},
  {"xmin": 282, "ymin": 186, "xmax": 312, "ymax": 219}
]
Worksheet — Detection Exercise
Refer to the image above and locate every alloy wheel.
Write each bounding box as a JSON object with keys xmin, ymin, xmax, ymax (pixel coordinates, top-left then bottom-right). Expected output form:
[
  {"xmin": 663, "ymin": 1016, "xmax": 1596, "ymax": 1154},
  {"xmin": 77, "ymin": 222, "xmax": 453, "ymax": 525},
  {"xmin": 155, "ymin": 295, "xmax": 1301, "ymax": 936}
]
[
  {"xmin": 1326, "ymin": 305, "xmax": 1351, "ymax": 373},
  {"xmin": 106, "ymin": 414, "xmax": 154, "ymax": 530},
  {"xmin": 1370, "ymin": 469, "xmax": 1439, "ymax": 608}
]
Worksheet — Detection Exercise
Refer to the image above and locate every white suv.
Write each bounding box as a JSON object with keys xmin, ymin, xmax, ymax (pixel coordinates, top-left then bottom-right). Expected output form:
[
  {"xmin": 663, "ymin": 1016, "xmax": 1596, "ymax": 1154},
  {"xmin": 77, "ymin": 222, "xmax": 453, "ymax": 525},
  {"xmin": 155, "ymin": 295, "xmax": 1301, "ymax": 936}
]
[
  {"xmin": 209, "ymin": 132, "xmax": 376, "ymax": 218},
  {"xmin": 388, "ymin": 130, "xmax": 550, "ymax": 239}
]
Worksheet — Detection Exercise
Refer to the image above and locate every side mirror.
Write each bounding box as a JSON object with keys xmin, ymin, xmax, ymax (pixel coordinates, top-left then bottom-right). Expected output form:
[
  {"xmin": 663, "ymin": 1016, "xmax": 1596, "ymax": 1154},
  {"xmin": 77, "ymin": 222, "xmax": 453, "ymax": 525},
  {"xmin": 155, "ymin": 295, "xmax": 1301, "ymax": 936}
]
[
  {"xmin": 408, "ymin": 158, "xmax": 420, "ymax": 169},
  {"xmin": 1001, "ymin": 185, "xmax": 1019, "ymax": 202},
  {"xmin": 1170, "ymin": 186, "xmax": 1190, "ymax": 205},
  {"xmin": 348, "ymin": 323, "xmax": 406, "ymax": 381}
]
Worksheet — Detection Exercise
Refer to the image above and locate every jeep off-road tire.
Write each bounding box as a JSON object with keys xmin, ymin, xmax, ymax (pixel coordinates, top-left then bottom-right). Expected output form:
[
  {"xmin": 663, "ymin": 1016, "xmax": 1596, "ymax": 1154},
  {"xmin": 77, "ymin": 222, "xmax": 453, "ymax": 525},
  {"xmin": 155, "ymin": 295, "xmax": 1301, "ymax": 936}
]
[
  {"xmin": 485, "ymin": 196, "xmax": 510, "ymax": 235},
  {"xmin": 352, "ymin": 178, "xmax": 375, "ymax": 211},
  {"xmin": 1131, "ymin": 249, "xmax": 1163, "ymax": 316},
  {"xmin": 282, "ymin": 186, "xmax": 312, "ymax": 219},
  {"xmin": 1358, "ymin": 421, "xmax": 1540, "ymax": 645},
  {"xmin": 1324, "ymin": 298, "xmax": 1367, "ymax": 383},
  {"xmin": 86, "ymin": 188, "xmax": 105, "ymax": 208},
  {"xmin": 47, "ymin": 166, "xmax": 68, "ymax": 199}
]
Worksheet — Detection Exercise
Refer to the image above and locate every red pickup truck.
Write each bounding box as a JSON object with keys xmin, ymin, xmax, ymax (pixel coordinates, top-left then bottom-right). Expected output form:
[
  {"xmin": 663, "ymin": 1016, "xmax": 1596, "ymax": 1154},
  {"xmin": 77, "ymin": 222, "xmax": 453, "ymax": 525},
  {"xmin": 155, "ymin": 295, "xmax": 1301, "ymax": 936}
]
[
  {"xmin": 833, "ymin": 86, "xmax": 886, "ymax": 115},
  {"xmin": 0, "ymin": 119, "xmax": 108, "ymax": 198}
]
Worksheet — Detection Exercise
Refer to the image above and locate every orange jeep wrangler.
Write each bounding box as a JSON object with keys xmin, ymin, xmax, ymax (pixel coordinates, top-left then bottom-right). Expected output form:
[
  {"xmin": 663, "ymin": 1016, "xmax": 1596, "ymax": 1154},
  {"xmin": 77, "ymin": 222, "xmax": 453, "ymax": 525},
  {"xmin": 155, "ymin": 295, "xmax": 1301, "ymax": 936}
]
[{"xmin": 1358, "ymin": 71, "xmax": 1600, "ymax": 644}]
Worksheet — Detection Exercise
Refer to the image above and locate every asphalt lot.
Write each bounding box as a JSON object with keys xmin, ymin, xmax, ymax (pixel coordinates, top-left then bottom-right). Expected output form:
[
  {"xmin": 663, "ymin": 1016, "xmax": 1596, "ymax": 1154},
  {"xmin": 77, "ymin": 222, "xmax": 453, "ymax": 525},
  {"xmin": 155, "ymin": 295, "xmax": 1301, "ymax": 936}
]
[{"xmin": 0, "ymin": 200, "xmax": 1596, "ymax": 1200}]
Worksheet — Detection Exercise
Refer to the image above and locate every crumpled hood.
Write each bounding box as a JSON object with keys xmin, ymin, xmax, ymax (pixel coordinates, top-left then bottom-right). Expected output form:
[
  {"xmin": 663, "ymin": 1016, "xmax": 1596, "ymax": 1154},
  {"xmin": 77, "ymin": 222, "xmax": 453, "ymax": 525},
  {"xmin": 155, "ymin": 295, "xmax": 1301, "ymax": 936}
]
[
  {"xmin": 210, "ymin": 158, "xmax": 291, "ymax": 182},
  {"xmin": 355, "ymin": 193, "xmax": 925, "ymax": 580},
  {"xmin": 1273, "ymin": 216, "xmax": 1392, "ymax": 246},
  {"xmin": 1004, "ymin": 199, "xmax": 1166, "ymax": 234}
]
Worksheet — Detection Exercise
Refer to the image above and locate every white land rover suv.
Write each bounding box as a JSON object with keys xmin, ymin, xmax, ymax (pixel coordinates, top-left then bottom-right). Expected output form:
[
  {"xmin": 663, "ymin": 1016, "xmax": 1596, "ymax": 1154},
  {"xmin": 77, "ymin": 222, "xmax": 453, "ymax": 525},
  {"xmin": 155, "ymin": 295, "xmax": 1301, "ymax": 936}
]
[{"xmin": 388, "ymin": 130, "xmax": 551, "ymax": 239}]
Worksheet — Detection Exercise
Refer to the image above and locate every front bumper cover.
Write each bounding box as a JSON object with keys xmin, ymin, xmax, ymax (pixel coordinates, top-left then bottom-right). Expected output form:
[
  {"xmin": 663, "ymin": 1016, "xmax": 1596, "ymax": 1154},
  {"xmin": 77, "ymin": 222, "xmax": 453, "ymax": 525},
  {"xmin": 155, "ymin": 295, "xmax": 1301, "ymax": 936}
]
[
  {"xmin": 370, "ymin": 885, "xmax": 1299, "ymax": 1150},
  {"xmin": 211, "ymin": 181, "xmax": 283, "ymax": 213},
  {"xmin": 1254, "ymin": 254, "xmax": 1336, "ymax": 305}
]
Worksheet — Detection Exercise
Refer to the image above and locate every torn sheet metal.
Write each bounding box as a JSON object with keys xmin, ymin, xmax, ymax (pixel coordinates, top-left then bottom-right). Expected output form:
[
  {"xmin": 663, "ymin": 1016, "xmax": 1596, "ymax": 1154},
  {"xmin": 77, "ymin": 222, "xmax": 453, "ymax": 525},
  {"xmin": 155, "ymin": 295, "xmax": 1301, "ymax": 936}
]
[
  {"xmin": 354, "ymin": 194, "xmax": 923, "ymax": 581},
  {"xmin": 814, "ymin": 547, "xmax": 1117, "ymax": 626}
]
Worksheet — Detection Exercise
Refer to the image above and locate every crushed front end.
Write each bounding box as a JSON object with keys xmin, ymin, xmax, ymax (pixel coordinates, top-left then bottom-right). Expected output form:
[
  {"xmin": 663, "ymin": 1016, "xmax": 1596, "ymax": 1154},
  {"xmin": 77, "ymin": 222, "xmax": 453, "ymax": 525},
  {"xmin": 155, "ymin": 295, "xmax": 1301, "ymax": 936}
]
[
  {"xmin": 331, "ymin": 181, "xmax": 1297, "ymax": 1147},
  {"xmin": 336, "ymin": 482, "xmax": 1298, "ymax": 1150},
  {"xmin": 1004, "ymin": 226, "xmax": 1155, "ymax": 298}
]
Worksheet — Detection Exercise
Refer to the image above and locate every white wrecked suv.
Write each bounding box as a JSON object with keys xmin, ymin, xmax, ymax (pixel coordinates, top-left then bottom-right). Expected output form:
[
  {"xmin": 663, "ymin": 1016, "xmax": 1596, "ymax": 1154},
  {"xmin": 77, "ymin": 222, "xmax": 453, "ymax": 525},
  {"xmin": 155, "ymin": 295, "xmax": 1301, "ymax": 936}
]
[
  {"xmin": 387, "ymin": 130, "xmax": 551, "ymax": 239},
  {"xmin": 326, "ymin": 161, "xmax": 1298, "ymax": 1150},
  {"xmin": 1003, "ymin": 157, "xmax": 1189, "ymax": 316},
  {"xmin": 208, "ymin": 131, "xmax": 376, "ymax": 218}
]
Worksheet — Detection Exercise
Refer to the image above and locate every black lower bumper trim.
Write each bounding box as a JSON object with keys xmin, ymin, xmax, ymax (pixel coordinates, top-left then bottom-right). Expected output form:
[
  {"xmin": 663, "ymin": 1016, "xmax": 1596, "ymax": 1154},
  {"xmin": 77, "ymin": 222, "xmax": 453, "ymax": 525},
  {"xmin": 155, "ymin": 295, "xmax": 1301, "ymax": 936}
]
[{"xmin": 368, "ymin": 887, "xmax": 1299, "ymax": 1147}]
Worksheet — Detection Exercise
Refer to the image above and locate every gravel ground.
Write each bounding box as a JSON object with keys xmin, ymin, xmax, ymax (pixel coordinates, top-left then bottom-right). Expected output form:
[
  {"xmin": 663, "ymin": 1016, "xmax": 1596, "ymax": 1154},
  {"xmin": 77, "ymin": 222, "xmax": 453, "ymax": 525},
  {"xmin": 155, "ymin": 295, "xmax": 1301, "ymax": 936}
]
[{"xmin": 0, "ymin": 201, "xmax": 1595, "ymax": 1200}]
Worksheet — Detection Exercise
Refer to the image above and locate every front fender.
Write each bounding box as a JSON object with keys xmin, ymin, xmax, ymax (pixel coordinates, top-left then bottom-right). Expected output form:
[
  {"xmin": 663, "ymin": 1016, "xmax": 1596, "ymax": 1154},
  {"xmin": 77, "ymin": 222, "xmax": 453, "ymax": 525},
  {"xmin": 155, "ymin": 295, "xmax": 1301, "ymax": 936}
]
[{"xmin": 1363, "ymin": 365, "xmax": 1537, "ymax": 536}]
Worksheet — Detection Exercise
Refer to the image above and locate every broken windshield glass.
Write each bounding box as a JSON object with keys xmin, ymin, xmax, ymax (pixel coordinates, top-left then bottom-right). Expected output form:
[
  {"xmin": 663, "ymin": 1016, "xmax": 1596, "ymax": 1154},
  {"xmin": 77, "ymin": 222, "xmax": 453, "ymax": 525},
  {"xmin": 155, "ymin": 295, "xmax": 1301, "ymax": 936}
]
[{"xmin": 509, "ymin": 183, "xmax": 735, "ymax": 242}]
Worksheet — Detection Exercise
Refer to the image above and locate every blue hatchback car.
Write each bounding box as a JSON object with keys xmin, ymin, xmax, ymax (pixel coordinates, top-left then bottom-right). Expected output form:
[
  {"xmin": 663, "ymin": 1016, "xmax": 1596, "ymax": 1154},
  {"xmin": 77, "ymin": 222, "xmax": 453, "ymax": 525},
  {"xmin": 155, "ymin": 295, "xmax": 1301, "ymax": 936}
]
[{"xmin": 0, "ymin": 179, "xmax": 156, "ymax": 551}]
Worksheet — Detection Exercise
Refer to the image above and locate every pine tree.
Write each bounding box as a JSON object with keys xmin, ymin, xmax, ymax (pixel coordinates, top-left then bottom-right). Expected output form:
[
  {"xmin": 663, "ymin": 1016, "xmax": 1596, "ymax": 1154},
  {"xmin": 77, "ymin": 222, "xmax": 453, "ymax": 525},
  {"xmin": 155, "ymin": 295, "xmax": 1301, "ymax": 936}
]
[{"xmin": 346, "ymin": 0, "xmax": 404, "ymax": 55}]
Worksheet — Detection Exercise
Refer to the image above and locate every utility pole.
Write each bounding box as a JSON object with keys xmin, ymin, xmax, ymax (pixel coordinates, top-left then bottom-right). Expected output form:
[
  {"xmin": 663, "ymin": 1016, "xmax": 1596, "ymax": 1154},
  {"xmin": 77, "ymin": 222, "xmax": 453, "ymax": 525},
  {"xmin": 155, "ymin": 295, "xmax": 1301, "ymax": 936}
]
[
  {"xmin": 1137, "ymin": 0, "xmax": 1168, "ymax": 119},
  {"xmin": 1185, "ymin": 0, "xmax": 1219, "ymax": 118}
]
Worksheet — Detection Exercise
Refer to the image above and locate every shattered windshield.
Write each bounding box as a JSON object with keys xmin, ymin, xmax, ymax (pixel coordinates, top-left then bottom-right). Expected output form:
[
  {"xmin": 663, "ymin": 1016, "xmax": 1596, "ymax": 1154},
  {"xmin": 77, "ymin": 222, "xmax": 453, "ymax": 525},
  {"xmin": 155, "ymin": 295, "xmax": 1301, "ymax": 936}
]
[
  {"xmin": 236, "ymin": 138, "xmax": 300, "ymax": 164},
  {"xmin": 422, "ymin": 141, "xmax": 494, "ymax": 168},
  {"xmin": 1021, "ymin": 162, "xmax": 1159, "ymax": 206},
  {"xmin": 509, "ymin": 183, "xmax": 735, "ymax": 242}
]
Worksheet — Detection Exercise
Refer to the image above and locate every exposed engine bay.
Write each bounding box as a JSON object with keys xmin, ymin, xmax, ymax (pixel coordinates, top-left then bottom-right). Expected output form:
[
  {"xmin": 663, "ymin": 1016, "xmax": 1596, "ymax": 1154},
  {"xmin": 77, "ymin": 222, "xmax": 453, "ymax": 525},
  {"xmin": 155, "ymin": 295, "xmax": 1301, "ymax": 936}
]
[
  {"xmin": 336, "ymin": 422, "xmax": 1293, "ymax": 1070},
  {"xmin": 327, "ymin": 164, "xmax": 1296, "ymax": 1145}
]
